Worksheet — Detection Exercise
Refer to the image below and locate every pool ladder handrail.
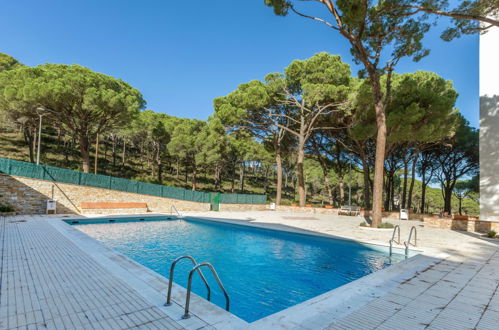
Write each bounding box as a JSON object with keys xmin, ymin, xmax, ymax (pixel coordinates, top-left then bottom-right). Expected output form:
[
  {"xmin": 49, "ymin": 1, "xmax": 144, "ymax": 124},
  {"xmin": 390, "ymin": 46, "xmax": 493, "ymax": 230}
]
[
  {"xmin": 165, "ymin": 256, "xmax": 211, "ymax": 306},
  {"xmin": 183, "ymin": 262, "xmax": 229, "ymax": 319},
  {"xmin": 171, "ymin": 205, "xmax": 181, "ymax": 216},
  {"xmin": 389, "ymin": 225, "xmax": 401, "ymax": 256},
  {"xmin": 404, "ymin": 226, "xmax": 417, "ymax": 257}
]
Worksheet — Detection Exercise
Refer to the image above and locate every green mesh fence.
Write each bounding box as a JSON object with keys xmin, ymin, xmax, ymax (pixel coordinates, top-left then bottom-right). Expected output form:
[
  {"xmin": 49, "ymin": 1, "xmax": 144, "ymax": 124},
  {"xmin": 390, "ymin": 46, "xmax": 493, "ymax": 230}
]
[{"xmin": 0, "ymin": 158, "xmax": 266, "ymax": 204}]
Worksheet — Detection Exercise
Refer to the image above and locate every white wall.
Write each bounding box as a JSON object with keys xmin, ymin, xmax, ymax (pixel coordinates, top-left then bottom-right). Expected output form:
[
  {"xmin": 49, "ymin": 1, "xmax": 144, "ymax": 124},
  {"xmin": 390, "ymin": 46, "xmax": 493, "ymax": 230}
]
[{"xmin": 480, "ymin": 24, "xmax": 499, "ymax": 220}]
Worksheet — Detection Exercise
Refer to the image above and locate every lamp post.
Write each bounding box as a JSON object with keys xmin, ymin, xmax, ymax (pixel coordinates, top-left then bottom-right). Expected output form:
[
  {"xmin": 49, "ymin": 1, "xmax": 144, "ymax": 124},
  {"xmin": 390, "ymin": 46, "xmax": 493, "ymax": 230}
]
[{"xmin": 35, "ymin": 106, "xmax": 52, "ymax": 165}]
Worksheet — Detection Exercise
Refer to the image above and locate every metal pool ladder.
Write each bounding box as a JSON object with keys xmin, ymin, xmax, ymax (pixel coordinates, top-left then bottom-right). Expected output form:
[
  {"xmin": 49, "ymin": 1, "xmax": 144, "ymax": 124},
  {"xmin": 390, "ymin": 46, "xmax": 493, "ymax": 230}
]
[
  {"xmin": 165, "ymin": 256, "xmax": 211, "ymax": 306},
  {"xmin": 389, "ymin": 225, "xmax": 401, "ymax": 256},
  {"xmin": 404, "ymin": 226, "xmax": 417, "ymax": 258},
  {"xmin": 183, "ymin": 262, "xmax": 229, "ymax": 319},
  {"xmin": 165, "ymin": 256, "xmax": 230, "ymax": 320},
  {"xmin": 170, "ymin": 205, "xmax": 181, "ymax": 216}
]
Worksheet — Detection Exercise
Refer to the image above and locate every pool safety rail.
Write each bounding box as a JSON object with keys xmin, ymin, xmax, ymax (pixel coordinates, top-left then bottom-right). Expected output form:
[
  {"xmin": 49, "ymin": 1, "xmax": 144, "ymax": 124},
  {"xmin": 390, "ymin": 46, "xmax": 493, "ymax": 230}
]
[
  {"xmin": 165, "ymin": 256, "xmax": 230, "ymax": 319},
  {"xmin": 389, "ymin": 225, "xmax": 401, "ymax": 256},
  {"xmin": 389, "ymin": 225, "xmax": 417, "ymax": 258},
  {"xmin": 170, "ymin": 205, "xmax": 181, "ymax": 216},
  {"xmin": 0, "ymin": 157, "xmax": 267, "ymax": 205},
  {"xmin": 165, "ymin": 256, "xmax": 211, "ymax": 306},
  {"xmin": 404, "ymin": 226, "xmax": 417, "ymax": 257}
]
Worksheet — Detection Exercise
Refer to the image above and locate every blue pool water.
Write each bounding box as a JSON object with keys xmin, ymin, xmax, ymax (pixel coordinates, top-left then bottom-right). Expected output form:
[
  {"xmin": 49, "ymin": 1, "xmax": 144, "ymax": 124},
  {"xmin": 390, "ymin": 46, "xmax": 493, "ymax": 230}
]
[{"xmin": 72, "ymin": 217, "xmax": 405, "ymax": 322}]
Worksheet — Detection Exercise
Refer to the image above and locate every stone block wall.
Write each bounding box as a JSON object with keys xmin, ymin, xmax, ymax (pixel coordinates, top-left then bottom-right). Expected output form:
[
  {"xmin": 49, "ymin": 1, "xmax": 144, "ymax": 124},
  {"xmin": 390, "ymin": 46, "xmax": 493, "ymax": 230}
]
[
  {"xmin": 0, "ymin": 173, "xmax": 212, "ymax": 214},
  {"xmin": 275, "ymin": 205, "xmax": 340, "ymax": 214},
  {"xmin": 423, "ymin": 215, "xmax": 499, "ymax": 233}
]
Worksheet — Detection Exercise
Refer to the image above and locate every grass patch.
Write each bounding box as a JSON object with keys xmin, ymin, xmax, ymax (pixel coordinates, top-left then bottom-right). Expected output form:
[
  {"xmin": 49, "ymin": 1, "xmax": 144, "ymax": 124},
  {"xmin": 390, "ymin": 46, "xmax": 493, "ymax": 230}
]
[
  {"xmin": 377, "ymin": 222, "xmax": 394, "ymax": 229},
  {"xmin": 359, "ymin": 221, "xmax": 368, "ymax": 227}
]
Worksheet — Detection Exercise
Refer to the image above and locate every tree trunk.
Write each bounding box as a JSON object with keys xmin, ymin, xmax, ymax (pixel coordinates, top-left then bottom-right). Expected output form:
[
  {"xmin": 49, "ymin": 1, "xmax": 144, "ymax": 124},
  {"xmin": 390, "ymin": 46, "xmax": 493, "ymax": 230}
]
[
  {"xmin": 458, "ymin": 198, "xmax": 462, "ymax": 215},
  {"xmin": 361, "ymin": 154, "xmax": 371, "ymax": 209},
  {"xmin": 231, "ymin": 164, "xmax": 236, "ymax": 193},
  {"xmin": 443, "ymin": 186, "xmax": 453, "ymax": 214},
  {"xmin": 191, "ymin": 164, "xmax": 197, "ymax": 191},
  {"xmin": 112, "ymin": 136, "xmax": 116, "ymax": 167},
  {"xmin": 239, "ymin": 163, "xmax": 245, "ymax": 193},
  {"xmin": 297, "ymin": 134, "xmax": 306, "ymax": 207},
  {"xmin": 22, "ymin": 126, "xmax": 35, "ymax": 163},
  {"xmin": 275, "ymin": 150, "xmax": 283, "ymax": 205},
  {"xmin": 316, "ymin": 152, "xmax": 334, "ymax": 205},
  {"xmin": 156, "ymin": 147, "xmax": 162, "ymax": 183},
  {"xmin": 401, "ymin": 158, "xmax": 409, "ymax": 209},
  {"xmin": 390, "ymin": 173, "xmax": 396, "ymax": 211},
  {"xmin": 339, "ymin": 179, "xmax": 345, "ymax": 205},
  {"xmin": 384, "ymin": 173, "xmax": 391, "ymax": 211},
  {"xmin": 421, "ymin": 182, "xmax": 427, "ymax": 214},
  {"xmin": 94, "ymin": 134, "xmax": 99, "ymax": 174},
  {"xmin": 176, "ymin": 159, "xmax": 180, "ymax": 180},
  {"xmin": 371, "ymin": 99, "xmax": 388, "ymax": 227},
  {"xmin": 121, "ymin": 140, "xmax": 126, "ymax": 167},
  {"xmin": 407, "ymin": 154, "xmax": 418, "ymax": 212},
  {"xmin": 79, "ymin": 133, "xmax": 91, "ymax": 173},
  {"xmin": 104, "ymin": 138, "xmax": 108, "ymax": 161}
]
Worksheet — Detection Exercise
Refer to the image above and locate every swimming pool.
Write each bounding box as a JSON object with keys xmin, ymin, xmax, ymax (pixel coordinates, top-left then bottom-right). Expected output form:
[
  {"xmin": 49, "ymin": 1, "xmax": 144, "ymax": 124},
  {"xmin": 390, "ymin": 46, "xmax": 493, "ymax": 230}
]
[{"xmin": 71, "ymin": 217, "xmax": 406, "ymax": 322}]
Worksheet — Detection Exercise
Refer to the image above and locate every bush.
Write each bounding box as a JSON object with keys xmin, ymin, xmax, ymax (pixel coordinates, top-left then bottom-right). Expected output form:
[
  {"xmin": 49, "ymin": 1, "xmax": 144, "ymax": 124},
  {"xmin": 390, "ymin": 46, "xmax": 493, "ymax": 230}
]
[
  {"xmin": 0, "ymin": 204, "xmax": 15, "ymax": 213},
  {"xmin": 378, "ymin": 222, "xmax": 394, "ymax": 229},
  {"xmin": 486, "ymin": 230, "xmax": 497, "ymax": 238},
  {"xmin": 359, "ymin": 222, "xmax": 368, "ymax": 227}
]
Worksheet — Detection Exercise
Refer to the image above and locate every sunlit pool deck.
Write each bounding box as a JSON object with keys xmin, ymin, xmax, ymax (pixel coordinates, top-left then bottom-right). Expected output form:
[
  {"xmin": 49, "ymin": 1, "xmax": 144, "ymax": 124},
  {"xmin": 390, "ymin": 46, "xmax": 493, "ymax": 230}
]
[{"xmin": 1, "ymin": 212, "xmax": 498, "ymax": 329}]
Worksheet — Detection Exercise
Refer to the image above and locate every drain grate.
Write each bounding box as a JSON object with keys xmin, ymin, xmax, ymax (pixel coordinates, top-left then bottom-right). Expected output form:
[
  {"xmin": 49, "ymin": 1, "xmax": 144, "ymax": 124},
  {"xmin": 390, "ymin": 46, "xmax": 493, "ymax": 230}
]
[{"xmin": 8, "ymin": 220, "xmax": 27, "ymax": 223}]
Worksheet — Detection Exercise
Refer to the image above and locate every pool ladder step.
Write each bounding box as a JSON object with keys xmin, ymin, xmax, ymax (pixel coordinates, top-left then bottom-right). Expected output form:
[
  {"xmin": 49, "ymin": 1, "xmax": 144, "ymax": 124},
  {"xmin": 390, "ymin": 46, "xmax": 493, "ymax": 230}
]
[
  {"xmin": 389, "ymin": 225, "xmax": 417, "ymax": 258},
  {"xmin": 165, "ymin": 255, "xmax": 230, "ymax": 319}
]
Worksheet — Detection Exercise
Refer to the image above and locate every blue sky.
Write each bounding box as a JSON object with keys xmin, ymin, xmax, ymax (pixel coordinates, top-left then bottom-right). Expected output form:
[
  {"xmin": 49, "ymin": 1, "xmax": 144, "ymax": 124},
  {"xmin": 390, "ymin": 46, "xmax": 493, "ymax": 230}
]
[{"xmin": 0, "ymin": 0, "xmax": 479, "ymax": 127}]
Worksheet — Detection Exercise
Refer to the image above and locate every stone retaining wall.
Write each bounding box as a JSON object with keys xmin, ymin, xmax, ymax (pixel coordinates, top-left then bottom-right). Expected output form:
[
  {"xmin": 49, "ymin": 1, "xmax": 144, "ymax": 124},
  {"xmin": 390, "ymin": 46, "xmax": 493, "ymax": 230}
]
[
  {"xmin": 423, "ymin": 216, "xmax": 499, "ymax": 232},
  {"xmin": 0, "ymin": 173, "xmax": 212, "ymax": 214},
  {"xmin": 275, "ymin": 205, "xmax": 340, "ymax": 214}
]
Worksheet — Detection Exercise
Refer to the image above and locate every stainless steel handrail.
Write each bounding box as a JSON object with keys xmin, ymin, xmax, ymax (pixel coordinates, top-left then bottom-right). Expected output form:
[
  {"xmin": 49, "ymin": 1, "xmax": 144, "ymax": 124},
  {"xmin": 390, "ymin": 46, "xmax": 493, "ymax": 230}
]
[
  {"xmin": 171, "ymin": 205, "xmax": 181, "ymax": 216},
  {"xmin": 182, "ymin": 262, "xmax": 229, "ymax": 319},
  {"xmin": 404, "ymin": 226, "xmax": 417, "ymax": 257},
  {"xmin": 165, "ymin": 256, "xmax": 211, "ymax": 306},
  {"xmin": 389, "ymin": 225, "xmax": 401, "ymax": 256}
]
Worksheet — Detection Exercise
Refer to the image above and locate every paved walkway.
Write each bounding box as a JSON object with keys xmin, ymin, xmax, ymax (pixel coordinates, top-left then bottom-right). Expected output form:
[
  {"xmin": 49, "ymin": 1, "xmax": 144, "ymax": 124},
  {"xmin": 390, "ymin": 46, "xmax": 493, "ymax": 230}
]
[
  {"xmin": 0, "ymin": 216, "xmax": 185, "ymax": 330},
  {"xmin": 329, "ymin": 249, "xmax": 499, "ymax": 329}
]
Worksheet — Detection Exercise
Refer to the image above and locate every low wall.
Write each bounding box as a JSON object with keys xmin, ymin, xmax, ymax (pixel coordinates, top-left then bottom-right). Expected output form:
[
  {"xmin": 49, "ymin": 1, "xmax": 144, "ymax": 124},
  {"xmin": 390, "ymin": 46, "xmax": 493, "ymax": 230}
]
[
  {"xmin": 275, "ymin": 205, "xmax": 340, "ymax": 214},
  {"xmin": 220, "ymin": 203, "xmax": 268, "ymax": 211},
  {"xmin": 0, "ymin": 173, "xmax": 212, "ymax": 214},
  {"xmin": 423, "ymin": 216, "xmax": 499, "ymax": 232}
]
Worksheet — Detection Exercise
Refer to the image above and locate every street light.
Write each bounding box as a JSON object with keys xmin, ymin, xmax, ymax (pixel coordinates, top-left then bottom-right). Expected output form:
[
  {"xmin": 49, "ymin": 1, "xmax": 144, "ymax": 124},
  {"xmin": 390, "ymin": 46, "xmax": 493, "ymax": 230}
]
[{"xmin": 35, "ymin": 106, "xmax": 52, "ymax": 165}]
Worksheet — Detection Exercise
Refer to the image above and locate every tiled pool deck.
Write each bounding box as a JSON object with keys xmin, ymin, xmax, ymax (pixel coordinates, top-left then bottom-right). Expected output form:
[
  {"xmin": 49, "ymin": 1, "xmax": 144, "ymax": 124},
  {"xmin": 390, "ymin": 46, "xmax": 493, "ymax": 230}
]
[{"xmin": 1, "ymin": 212, "xmax": 498, "ymax": 329}]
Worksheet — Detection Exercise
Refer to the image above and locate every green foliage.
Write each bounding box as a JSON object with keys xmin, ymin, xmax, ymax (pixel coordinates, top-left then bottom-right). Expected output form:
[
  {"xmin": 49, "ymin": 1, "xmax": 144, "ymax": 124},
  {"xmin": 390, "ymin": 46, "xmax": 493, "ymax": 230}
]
[
  {"xmin": 0, "ymin": 53, "xmax": 23, "ymax": 72},
  {"xmin": 0, "ymin": 204, "xmax": 15, "ymax": 212},
  {"xmin": 359, "ymin": 221, "xmax": 368, "ymax": 227},
  {"xmin": 486, "ymin": 230, "xmax": 497, "ymax": 238},
  {"xmin": 0, "ymin": 63, "xmax": 145, "ymax": 172},
  {"xmin": 349, "ymin": 71, "xmax": 458, "ymax": 145},
  {"xmin": 378, "ymin": 222, "xmax": 395, "ymax": 229}
]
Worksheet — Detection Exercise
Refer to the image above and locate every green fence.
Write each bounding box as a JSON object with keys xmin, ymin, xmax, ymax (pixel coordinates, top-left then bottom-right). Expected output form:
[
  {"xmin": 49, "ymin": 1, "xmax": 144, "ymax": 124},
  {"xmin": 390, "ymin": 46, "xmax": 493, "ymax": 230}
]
[{"xmin": 0, "ymin": 158, "xmax": 267, "ymax": 205}]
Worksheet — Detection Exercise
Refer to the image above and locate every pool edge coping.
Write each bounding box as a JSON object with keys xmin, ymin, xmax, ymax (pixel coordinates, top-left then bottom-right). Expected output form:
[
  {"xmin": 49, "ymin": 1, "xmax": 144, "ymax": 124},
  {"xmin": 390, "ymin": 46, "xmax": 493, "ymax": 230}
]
[{"xmin": 52, "ymin": 213, "xmax": 447, "ymax": 329}]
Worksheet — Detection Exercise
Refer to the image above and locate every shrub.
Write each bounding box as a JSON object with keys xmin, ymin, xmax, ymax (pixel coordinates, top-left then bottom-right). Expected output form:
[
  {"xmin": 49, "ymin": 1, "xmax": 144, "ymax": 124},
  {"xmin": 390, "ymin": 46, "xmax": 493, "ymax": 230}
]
[
  {"xmin": 486, "ymin": 230, "xmax": 497, "ymax": 238},
  {"xmin": 378, "ymin": 222, "xmax": 394, "ymax": 229},
  {"xmin": 0, "ymin": 204, "xmax": 15, "ymax": 213},
  {"xmin": 359, "ymin": 222, "xmax": 368, "ymax": 227}
]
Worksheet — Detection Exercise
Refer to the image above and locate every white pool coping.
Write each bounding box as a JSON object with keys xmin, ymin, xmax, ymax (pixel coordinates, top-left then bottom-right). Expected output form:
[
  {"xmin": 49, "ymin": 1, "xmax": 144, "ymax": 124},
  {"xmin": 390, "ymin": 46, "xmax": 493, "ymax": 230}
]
[{"xmin": 52, "ymin": 213, "xmax": 447, "ymax": 329}]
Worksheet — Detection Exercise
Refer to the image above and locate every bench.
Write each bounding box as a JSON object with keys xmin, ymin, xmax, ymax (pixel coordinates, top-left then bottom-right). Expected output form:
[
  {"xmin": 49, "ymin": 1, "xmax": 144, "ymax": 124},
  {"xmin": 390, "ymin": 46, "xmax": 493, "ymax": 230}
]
[
  {"xmin": 338, "ymin": 205, "xmax": 361, "ymax": 216},
  {"xmin": 80, "ymin": 202, "xmax": 148, "ymax": 214}
]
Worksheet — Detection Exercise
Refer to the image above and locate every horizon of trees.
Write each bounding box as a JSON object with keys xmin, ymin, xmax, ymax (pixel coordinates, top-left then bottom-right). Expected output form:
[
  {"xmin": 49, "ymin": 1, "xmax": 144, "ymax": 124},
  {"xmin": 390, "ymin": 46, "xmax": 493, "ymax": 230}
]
[
  {"xmin": 263, "ymin": 0, "xmax": 489, "ymax": 225},
  {"xmin": 0, "ymin": 52, "xmax": 479, "ymax": 215}
]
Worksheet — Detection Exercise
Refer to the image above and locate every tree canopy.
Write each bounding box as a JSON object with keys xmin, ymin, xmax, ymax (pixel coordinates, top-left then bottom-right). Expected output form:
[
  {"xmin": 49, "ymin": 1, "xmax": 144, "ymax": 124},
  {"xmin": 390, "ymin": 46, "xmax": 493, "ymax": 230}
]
[{"xmin": 0, "ymin": 64, "xmax": 145, "ymax": 172}]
